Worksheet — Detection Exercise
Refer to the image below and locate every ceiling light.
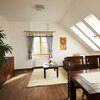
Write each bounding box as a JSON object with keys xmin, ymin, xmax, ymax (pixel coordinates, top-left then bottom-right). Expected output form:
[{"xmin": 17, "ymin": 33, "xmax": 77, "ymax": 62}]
[{"xmin": 34, "ymin": 5, "xmax": 45, "ymax": 11}]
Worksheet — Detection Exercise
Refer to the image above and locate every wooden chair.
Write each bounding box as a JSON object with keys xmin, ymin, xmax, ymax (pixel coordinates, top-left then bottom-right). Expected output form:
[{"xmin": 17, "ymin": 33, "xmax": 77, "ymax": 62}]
[
  {"xmin": 85, "ymin": 55, "xmax": 100, "ymax": 69},
  {"xmin": 63, "ymin": 56, "xmax": 84, "ymax": 98},
  {"xmin": 66, "ymin": 56, "xmax": 84, "ymax": 71}
]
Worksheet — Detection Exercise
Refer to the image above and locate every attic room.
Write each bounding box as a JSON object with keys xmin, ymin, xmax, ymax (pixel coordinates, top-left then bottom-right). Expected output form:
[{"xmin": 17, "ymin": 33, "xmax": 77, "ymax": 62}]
[{"xmin": 0, "ymin": 0, "xmax": 100, "ymax": 100}]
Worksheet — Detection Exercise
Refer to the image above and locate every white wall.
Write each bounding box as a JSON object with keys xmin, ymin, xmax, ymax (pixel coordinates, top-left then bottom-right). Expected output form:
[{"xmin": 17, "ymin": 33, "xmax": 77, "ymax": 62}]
[
  {"xmin": 9, "ymin": 22, "xmax": 33, "ymax": 69},
  {"xmin": 0, "ymin": 16, "xmax": 10, "ymax": 44},
  {"xmin": 0, "ymin": 16, "xmax": 13, "ymax": 57},
  {"xmin": 49, "ymin": 23, "xmax": 89, "ymax": 65},
  {"xmin": 9, "ymin": 21, "xmax": 89, "ymax": 69}
]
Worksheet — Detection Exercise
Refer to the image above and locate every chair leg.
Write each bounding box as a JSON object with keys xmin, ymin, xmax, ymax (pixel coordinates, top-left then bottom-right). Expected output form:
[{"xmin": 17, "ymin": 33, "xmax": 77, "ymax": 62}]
[
  {"xmin": 82, "ymin": 91, "xmax": 87, "ymax": 100},
  {"xmin": 67, "ymin": 74, "xmax": 70, "ymax": 98},
  {"xmin": 68, "ymin": 80, "xmax": 70, "ymax": 98}
]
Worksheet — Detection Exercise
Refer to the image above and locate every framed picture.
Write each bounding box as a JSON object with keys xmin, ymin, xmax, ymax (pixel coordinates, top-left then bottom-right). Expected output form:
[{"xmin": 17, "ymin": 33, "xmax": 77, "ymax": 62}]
[{"xmin": 60, "ymin": 37, "xmax": 67, "ymax": 50}]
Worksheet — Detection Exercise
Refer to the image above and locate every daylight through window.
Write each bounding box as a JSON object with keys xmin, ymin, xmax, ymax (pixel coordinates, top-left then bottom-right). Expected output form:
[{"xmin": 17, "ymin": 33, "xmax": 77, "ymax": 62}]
[
  {"xmin": 71, "ymin": 26, "xmax": 99, "ymax": 51},
  {"xmin": 33, "ymin": 37, "xmax": 48, "ymax": 55},
  {"xmin": 70, "ymin": 14, "xmax": 100, "ymax": 51}
]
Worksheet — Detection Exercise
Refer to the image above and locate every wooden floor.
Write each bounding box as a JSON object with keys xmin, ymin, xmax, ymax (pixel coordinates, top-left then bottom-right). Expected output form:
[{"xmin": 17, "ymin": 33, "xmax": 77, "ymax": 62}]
[{"xmin": 0, "ymin": 69, "xmax": 68, "ymax": 100}]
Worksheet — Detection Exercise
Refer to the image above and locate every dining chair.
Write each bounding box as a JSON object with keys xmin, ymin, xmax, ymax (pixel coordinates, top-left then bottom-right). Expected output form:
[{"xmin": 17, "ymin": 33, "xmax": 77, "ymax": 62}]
[
  {"xmin": 63, "ymin": 56, "xmax": 84, "ymax": 98},
  {"xmin": 85, "ymin": 55, "xmax": 100, "ymax": 69}
]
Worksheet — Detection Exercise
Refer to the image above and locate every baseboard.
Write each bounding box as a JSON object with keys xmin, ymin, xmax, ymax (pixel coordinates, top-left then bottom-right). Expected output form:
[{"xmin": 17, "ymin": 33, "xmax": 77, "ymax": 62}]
[{"xmin": 14, "ymin": 68, "xmax": 33, "ymax": 71}]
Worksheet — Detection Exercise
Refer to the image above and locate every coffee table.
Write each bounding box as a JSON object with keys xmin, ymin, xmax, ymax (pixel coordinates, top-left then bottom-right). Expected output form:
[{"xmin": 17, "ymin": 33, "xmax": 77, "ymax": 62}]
[
  {"xmin": 44, "ymin": 66, "xmax": 58, "ymax": 78},
  {"xmin": 43, "ymin": 62, "xmax": 58, "ymax": 78}
]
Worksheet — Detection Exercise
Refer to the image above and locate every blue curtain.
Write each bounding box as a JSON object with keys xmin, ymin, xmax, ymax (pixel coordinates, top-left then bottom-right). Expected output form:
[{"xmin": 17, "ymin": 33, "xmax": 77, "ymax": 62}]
[
  {"xmin": 27, "ymin": 36, "xmax": 34, "ymax": 59},
  {"xmin": 46, "ymin": 36, "xmax": 53, "ymax": 58}
]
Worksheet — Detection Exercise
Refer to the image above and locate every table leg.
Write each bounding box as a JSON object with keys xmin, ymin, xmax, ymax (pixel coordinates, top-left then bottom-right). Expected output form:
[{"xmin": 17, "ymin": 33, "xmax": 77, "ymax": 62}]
[
  {"xmin": 70, "ymin": 77, "xmax": 76, "ymax": 100},
  {"xmin": 57, "ymin": 67, "xmax": 58, "ymax": 77},
  {"xmin": 44, "ymin": 69, "xmax": 46, "ymax": 78}
]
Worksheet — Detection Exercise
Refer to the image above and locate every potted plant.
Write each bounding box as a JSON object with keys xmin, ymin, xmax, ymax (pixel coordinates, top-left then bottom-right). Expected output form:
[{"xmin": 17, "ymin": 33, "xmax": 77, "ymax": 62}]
[{"xmin": 0, "ymin": 30, "xmax": 12, "ymax": 69}]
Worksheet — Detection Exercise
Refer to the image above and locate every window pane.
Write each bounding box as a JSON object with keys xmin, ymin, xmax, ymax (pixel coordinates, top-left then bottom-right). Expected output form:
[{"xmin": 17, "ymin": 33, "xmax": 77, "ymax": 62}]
[
  {"xmin": 33, "ymin": 37, "xmax": 40, "ymax": 54},
  {"xmin": 76, "ymin": 21, "xmax": 100, "ymax": 48},
  {"xmin": 84, "ymin": 14, "xmax": 100, "ymax": 35},
  {"xmin": 34, "ymin": 37, "xmax": 40, "ymax": 42},
  {"xmin": 41, "ymin": 37, "xmax": 47, "ymax": 42},
  {"xmin": 41, "ymin": 37, "xmax": 48, "ymax": 54},
  {"xmin": 33, "ymin": 37, "xmax": 48, "ymax": 55},
  {"xmin": 41, "ymin": 42, "xmax": 48, "ymax": 54},
  {"xmin": 34, "ymin": 43, "xmax": 40, "ymax": 54},
  {"xmin": 71, "ymin": 26, "xmax": 100, "ymax": 51}
]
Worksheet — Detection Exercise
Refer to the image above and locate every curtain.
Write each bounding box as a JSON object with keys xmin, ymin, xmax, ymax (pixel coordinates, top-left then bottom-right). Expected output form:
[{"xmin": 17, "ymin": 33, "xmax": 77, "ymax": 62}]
[
  {"xmin": 26, "ymin": 31, "xmax": 53, "ymax": 59},
  {"xmin": 27, "ymin": 36, "xmax": 34, "ymax": 59},
  {"xmin": 46, "ymin": 36, "xmax": 53, "ymax": 58}
]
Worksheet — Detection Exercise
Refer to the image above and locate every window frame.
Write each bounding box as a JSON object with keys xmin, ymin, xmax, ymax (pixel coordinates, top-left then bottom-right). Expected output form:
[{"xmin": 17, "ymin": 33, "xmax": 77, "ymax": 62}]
[
  {"xmin": 33, "ymin": 36, "xmax": 48, "ymax": 55},
  {"xmin": 71, "ymin": 26, "xmax": 100, "ymax": 51}
]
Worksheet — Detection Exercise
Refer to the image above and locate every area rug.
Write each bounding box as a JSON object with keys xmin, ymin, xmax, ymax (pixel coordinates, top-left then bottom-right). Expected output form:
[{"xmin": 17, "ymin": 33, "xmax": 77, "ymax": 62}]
[{"xmin": 27, "ymin": 67, "xmax": 67, "ymax": 87}]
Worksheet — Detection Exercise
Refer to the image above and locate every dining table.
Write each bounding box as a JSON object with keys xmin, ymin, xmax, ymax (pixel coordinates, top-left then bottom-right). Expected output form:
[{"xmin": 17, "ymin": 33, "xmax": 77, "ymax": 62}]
[{"xmin": 69, "ymin": 68, "xmax": 100, "ymax": 100}]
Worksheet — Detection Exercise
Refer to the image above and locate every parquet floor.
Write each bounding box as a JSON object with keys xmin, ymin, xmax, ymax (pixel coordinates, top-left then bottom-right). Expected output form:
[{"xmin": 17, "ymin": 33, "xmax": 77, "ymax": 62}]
[{"xmin": 0, "ymin": 69, "xmax": 68, "ymax": 100}]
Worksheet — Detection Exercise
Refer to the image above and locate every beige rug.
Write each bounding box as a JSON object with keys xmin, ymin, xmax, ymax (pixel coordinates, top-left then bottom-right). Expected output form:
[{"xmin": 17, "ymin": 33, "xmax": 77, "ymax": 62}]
[{"xmin": 27, "ymin": 67, "xmax": 67, "ymax": 87}]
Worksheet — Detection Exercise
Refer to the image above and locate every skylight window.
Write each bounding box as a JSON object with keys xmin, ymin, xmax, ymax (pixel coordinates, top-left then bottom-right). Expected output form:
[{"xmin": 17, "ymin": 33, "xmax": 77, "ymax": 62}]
[
  {"xmin": 84, "ymin": 14, "xmax": 100, "ymax": 35},
  {"xmin": 71, "ymin": 26, "xmax": 100, "ymax": 51},
  {"xmin": 76, "ymin": 21, "xmax": 100, "ymax": 48}
]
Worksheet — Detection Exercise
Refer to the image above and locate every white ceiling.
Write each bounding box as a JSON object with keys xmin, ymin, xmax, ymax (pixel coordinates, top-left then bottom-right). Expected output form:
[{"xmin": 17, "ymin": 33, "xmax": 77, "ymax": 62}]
[
  {"xmin": 61, "ymin": 0, "xmax": 100, "ymax": 28},
  {"xmin": 0, "ymin": 0, "xmax": 100, "ymax": 51},
  {"xmin": 0, "ymin": 0, "xmax": 100, "ymax": 24},
  {"xmin": 0, "ymin": 0, "xmax": 100, "ymax": 23},
  {"xmin": 0, "ymin": 0, "xmax": 74, "ymax": 22}
]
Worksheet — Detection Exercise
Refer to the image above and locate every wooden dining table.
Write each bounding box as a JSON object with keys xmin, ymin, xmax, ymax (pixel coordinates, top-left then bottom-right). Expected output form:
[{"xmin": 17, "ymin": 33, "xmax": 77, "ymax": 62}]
[{"xmin": 69, "ymin": 68, "xmax": 100, "ymax": 100}]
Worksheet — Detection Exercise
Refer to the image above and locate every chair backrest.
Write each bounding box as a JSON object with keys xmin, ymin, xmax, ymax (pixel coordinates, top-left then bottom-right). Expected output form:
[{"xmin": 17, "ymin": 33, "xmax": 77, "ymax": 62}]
[
  {"xmin": 63, "ymin": 56, "xmax": 84, "ymax": 98},
  {"xmin": 66, "ymin": 56, "xmax": 84, "ymax": 71},
  {"xmin": 85, "ymin": 55, "xmax": 100, "ymax": 69}
]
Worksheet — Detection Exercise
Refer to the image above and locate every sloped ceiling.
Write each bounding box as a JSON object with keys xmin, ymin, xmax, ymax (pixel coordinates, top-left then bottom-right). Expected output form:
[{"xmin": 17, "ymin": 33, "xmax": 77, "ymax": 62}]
[
  {"xmin": 0, "ymin": 0, "xmax": 99, "ymax": 22},
  {"xmin": 60, "ymin": 0, "xmax": 100, "ymax": 29},
  {"xmin": 0, "ymin": 0, "xmax": 100, "ymax": 52},
  {"xmin": 60, "ymin": 0, "xmax": 100, "ymax": 52}
]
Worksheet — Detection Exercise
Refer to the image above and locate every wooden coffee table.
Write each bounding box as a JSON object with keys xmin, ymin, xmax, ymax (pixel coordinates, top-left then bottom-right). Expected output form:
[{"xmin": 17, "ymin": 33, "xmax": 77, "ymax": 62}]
[{"xmin": 44, "ymin": 66, "xmax": 58, "ymax": 78}]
